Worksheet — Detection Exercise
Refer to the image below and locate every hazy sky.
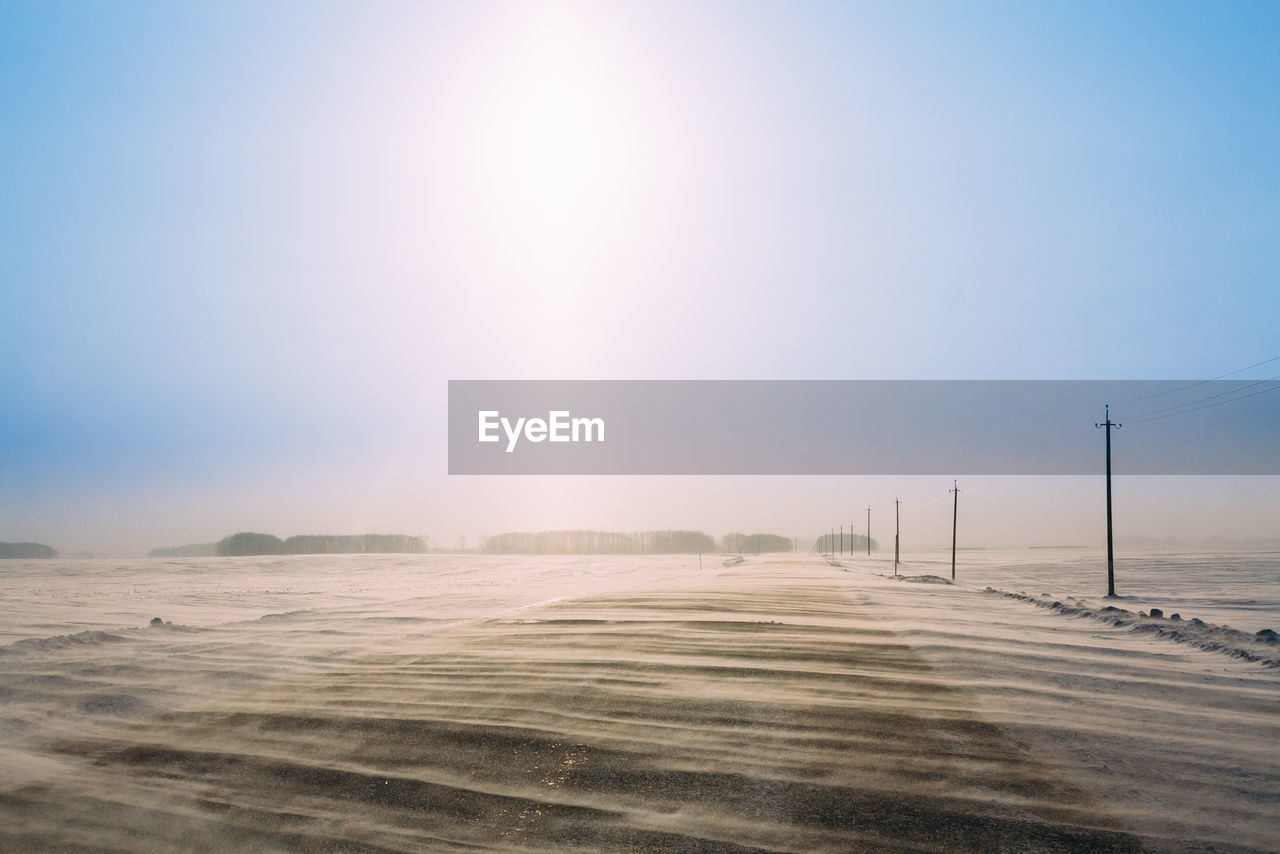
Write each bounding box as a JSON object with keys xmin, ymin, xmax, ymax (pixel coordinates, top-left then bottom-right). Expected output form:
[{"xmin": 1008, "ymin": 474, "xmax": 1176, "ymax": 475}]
[{"xmin": 2, "ymin": 1, "xmax": 1277, "ymax": 552}]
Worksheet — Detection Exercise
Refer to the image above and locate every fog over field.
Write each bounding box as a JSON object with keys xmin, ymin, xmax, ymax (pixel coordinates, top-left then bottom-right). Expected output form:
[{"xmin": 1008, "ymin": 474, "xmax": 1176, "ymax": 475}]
[{"xmin": 8, "ymin": 473, "xmax": 1280, "ymax": 558}]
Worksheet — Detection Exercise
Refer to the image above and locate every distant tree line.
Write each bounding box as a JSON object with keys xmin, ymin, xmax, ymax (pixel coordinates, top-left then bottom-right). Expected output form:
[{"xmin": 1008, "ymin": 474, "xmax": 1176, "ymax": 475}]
[
  {"xmin": 148, "ymin": 542, "xmax": 218, "ymax": 558},
  {"xmin": 720, "ymin": 533, "xmax": 794, "ymax": 553},
  {"xmin": 215, "ymin": 532, "xmax": 426, "ymax": 556},
  {"xmin": 0, "ymin": 541, "xmax": 57, "ymax": 558},
  {"xmin": 284, "ymin": 534, "xmax": 425, "ymax": 554},
  {"xmin": 483, "ymin": 529, "xmax": 716, "ymax": 555}
]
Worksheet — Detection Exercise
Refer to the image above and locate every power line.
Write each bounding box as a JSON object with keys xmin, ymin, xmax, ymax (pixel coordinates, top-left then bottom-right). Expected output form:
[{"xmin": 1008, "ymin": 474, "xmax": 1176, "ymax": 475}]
[
  {"xmin": 1119, "ymin": 355, "xmax": 1280, "ymax": 404},
  {"xmin": 899, "ymin": 489, "xmax": 951, "ymax": 509},
  {"xmin": 1131, "ymin": 376, "xmax": 1280, "ymax": 422},
  {"xmin": 1131, "ymin": 376, "xmax": 1280, "ymax": 425},
  {"xmin": 1131, "ymin": 381, "xmax": 1280, "ymax": 425}
]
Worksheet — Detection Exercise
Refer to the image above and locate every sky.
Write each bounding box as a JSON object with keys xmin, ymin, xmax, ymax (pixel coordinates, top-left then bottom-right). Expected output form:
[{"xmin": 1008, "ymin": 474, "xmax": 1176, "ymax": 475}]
[{"xmin": 1, "ymin": 0, "xmax": 1278, "ymax": 553}]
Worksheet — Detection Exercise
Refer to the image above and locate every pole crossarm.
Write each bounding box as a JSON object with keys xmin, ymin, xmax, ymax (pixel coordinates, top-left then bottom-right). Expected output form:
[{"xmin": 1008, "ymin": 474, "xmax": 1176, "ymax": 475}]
[{"xmin": 1094, "ymin": 404, "xmax": 1123, "ymax": 432}]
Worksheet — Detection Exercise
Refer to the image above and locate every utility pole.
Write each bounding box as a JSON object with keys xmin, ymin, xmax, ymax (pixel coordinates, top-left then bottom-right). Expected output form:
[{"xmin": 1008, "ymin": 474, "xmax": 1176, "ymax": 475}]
[
  {"xmin": 867, "ymin": 507, "xmax": 871, "ymax": 555},
  {"xmin": 839, "ymin": 525, "xmax": 843, "ymax": 556},
  {"xmin": 1095, "ymin": 404, "xmax": 1122, "ymax": 597},
  {"xmin": 949, "ymin": 480, "xmax": 960, "ymax": 581},
  {"xmin": 894, "ymin": 498, "xmax": 900, "ymax": 576}
]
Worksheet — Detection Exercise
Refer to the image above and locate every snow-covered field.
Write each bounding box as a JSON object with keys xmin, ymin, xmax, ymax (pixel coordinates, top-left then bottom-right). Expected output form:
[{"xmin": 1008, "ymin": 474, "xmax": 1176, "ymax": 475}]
[{"xmin": 0, "ymin": 550, "xmax": 1276, "ymax": 852}]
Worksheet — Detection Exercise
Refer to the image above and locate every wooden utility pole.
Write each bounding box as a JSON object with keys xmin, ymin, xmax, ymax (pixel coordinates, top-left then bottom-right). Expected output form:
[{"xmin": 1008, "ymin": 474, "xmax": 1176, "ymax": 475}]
[
  {"xmin": 839, "ymin": 525, "xmax": 843, "ymax": 556},
  {"xmin": 949, "ymin": 480, "xmax": 960, "ymax": 581},
  {"xmin": 866, "ymin": 507, "xmax": 871, "ymax": 555},
  {"xmin": 1095, "ymin": 404, "xmax": 1122, "ymax": 597},
  {"xmin": 894, "ymin": 498, "xmax": 900, "ymax": 575}
]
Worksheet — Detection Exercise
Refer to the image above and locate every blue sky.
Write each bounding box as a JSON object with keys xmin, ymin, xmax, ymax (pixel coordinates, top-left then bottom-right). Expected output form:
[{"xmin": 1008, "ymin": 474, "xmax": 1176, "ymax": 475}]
[{"xmin": 2, "ymin": 1, "xmax": 1277, "ymax": 551}]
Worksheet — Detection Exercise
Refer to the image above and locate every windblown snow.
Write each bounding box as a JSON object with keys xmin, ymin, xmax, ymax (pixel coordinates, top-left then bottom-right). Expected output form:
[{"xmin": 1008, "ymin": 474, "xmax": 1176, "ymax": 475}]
[{"xmin": 0, "ymin": 549, "xmax": 1275, "ymax": 853}]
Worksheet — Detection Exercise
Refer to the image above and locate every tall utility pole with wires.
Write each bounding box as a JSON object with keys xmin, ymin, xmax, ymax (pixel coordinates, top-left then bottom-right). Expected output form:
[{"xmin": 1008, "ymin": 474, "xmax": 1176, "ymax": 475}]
[
  {"xmin": 1096, "ymin": 404, "xmax": 1121, "ymax": 597},
  {"xmin": 949, "ymin": 481, "xmax": 960, "ymax": 581},
  {"xmin": 867, "ymin": 507, "xmax": 871, "ymax": 555},
  {"xmin": 894, "ymin": 498, "xmax": 900, "ymax": 575}
]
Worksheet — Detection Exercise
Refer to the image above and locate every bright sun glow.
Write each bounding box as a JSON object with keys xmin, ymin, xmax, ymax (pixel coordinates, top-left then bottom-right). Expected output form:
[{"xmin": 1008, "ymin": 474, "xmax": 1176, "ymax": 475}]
[{"xmin": 477, "ymin": 15, "xmax": 638, "ymax": 268}]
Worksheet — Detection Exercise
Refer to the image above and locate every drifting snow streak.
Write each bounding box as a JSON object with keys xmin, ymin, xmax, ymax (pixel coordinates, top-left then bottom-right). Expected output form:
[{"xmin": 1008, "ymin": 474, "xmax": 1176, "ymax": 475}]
[
  {"xmin": 0, "ymin": 553, "xmax": 1275, "ymax": 852},
  {"xmin": 2, "ymin": 629, "xmax": 133, "ymax": 654},
  {"xmin": 985, "ymin": 588, "xmax": 1280, "ymax": 667}
]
